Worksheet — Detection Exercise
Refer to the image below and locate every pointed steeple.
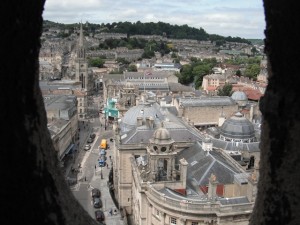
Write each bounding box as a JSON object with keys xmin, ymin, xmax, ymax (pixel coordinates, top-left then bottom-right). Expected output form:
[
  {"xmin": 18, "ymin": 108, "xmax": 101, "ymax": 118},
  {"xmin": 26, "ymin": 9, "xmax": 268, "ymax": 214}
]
[
  {"xmin": 79, "ymin": 22, "xmax": 84, "ymax": 47},
  {"xmin": 76, "ymin": 22, "xmax": 86, "ymax": 59}
]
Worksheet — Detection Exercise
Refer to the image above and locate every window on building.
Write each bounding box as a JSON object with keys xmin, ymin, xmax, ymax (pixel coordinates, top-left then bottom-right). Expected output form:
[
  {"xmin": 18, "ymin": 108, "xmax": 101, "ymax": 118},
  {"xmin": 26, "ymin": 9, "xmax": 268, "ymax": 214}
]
[
  {"xmin": 191, "ymin": 222, "xmax": 198, "ymax": 225},
  {"xmin": 156, "ymin": 209, "xmax": 160, "ymax": 218},
  {"xmin": 170, "ymin": 217, "xmax": 177, "ymax": 225}
]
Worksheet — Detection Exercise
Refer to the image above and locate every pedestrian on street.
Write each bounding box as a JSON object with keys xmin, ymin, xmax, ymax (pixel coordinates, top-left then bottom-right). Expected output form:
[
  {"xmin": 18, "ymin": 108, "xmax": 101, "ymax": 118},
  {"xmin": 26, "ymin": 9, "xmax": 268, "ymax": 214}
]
[
  {"xmin": 109, "ymin": 208, "xmax": 112, "ymax": 216},
  {"xmin": 94, "ymin": 165, "xmax": 96, "ymax": 170},
  {"xmin": 106, "ymin": 163, "xmax": 109, "ymax": 169}
]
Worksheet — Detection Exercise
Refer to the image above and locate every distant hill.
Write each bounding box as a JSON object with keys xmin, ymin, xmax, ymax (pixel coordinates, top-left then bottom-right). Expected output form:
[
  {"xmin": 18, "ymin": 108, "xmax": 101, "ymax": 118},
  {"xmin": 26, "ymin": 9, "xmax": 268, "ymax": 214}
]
[
  {"xmin": 43, "ymin": 20, "xmax": 251, "ymax": 45},
  {"xmin": 247, "ymin": 39, "xmax": 264, "ymax": 45}
]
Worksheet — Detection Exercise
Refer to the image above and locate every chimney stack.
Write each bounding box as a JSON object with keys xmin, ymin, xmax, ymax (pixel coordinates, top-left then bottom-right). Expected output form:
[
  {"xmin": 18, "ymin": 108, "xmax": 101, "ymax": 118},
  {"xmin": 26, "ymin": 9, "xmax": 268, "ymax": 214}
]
[{"xmin": 137, "ymin": 117, "xmax": 143, "ymax": 126}]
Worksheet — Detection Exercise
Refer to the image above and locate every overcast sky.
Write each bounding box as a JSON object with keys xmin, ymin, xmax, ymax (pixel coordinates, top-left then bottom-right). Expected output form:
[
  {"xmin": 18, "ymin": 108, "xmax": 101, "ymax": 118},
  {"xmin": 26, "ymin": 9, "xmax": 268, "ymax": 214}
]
[{"xmin": 43, "ymin": 0, "xmax": 265, "ymax": 39}]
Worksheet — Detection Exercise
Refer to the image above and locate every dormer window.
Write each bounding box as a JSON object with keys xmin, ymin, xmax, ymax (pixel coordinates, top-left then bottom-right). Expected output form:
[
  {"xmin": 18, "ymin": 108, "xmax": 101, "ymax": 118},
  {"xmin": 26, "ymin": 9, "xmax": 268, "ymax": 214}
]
[{"xmin": 161, "ymin": 147, "xmax": 166, "ymax": 152}]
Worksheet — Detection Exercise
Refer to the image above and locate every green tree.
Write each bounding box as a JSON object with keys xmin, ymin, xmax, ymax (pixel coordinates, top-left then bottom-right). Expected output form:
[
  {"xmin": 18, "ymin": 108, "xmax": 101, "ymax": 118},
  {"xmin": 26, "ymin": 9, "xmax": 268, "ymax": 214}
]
[
  {"xmin": 217, "ymin": 83, "xmax": 233, "ymax": 96},
  {"xmin": 251, "ymin": 47, "xmax": 258, "ymax": 56},
  {"xmin": 127, "ymin": 65, "xmax": 137, "ymax": 72},
  {"xmin": 244, "ymin": 64, "xmax": 260, "ymax": 80},
  {"xmin": 116, "ymin": 57, "xmax": 130, "ymax": 65},
  {"xmin": 88, "ymin": 57, "xmax": 104, "ymax": 67},
  {"xmin": 178, "ymin": 64, "xmax": 193, "ymax": 84},
  {"xmin": 193, "ymin": 65, "xmax": 210, "ymax": 89}
]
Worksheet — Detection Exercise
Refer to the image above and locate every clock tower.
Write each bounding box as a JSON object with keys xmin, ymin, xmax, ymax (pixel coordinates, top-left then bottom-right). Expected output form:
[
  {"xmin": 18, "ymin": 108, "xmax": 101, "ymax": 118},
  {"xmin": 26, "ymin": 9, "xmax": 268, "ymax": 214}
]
[
  {"xmin": 147, "ymin": 123, "xmax": 178, "ymax": 182},
  {"xmin": 75, "ymin": 23, "xmax": 88, "ymax": 90}
]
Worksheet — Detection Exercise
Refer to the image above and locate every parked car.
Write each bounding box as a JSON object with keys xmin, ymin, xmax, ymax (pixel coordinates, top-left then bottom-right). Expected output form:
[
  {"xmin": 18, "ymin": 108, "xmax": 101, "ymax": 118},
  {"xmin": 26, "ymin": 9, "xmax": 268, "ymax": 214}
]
[
  {"xmin": 95, "ymin": 210, "xmax": 105, "ymax": 222},
  {"xmin": 99, "ymin": 155, "xmax": 107, "ymax": 161},
  {"xmin": 84, "ymin": 144, "xmax": 91, "ymax": 151},
  {"xmin": 90, "ymin": 133, "xmax": 96, "ymax": 139},
  {"xmin": 93, "ymin": 197, "xmax": 102, "ymax": 208},
  {"xmin": 100, "ymin": 149, "xmax": 106, "ymax": 155},
  {"xmin": 87, "ymin": 138, "xmax": 94, "ymax": 143},
  {"xmin": 91, "ymin": 188, "xmax": 101, "ymax": 198},
  {"xmin": 98, "ymin": 159, "xmax": 106, "ymax": 167}
]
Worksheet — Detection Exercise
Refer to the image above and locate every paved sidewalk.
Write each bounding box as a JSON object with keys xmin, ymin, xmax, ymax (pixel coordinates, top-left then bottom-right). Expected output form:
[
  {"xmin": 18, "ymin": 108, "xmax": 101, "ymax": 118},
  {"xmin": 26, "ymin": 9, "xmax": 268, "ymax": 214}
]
[{"xmin": 85, "ymin": 142, "xmax": 124, "ymax": 224}]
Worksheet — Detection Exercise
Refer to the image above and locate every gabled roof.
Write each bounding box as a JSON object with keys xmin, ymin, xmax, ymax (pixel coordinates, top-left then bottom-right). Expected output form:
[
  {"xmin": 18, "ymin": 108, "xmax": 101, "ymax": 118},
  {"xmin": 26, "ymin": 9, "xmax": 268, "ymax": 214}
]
[
  {"xmin": 121, "ymin": 121, "xmax": 202, "ymax": 144},
  {"xmin": 177, "ymin": 142, "xmax": 244, "ymax": 187},
  {"xmin": 211, "ymin": 138, "xmax": 260, "ymax": 152}
]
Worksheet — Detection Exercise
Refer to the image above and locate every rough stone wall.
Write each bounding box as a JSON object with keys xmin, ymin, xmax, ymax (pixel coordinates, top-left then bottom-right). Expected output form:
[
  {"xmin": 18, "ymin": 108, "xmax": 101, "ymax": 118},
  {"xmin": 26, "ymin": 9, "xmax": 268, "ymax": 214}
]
[
  {"xmin": 249, "ymin": 1, "xmax": 300, "ymax": 224},
  {"xmin": 1, "ymin": 1, "xmax": 97, "ymax": 224},
  {"xmin": 2, "ymin": 0, "xmax": 300, "ymax": 225}
]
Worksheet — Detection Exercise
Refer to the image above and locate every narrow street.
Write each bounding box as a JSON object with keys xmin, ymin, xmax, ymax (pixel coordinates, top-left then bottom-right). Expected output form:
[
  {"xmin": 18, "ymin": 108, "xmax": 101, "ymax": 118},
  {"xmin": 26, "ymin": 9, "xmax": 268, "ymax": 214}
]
[{"xmin": 63, "ymin": 94, "xmax": 124, "ymax": 225}]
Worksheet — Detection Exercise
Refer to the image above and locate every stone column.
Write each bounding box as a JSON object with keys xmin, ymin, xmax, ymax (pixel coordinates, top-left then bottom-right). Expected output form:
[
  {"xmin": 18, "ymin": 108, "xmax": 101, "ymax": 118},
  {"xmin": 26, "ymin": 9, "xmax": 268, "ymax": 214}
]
[
  {"xmin": 180, "ymin": 158, "xmax": 188, "ymax": 188},
  {"xmin": 208, "ymin": 173, "xmax": 218, "ymax": 201},
  {"xmin": 167, "ymin": 158, "xmax": 172, "ymax": 180},
  {"xmin": 160, "ymin": 212, "xmax": 165, "ymax": 225},
  {"xmin": 146, "ymin": 203, "xmax": 152, "ymax": 225},
  {"xmin": 180, "ymin": 218, "xmax": 186, "ymax": 225}
]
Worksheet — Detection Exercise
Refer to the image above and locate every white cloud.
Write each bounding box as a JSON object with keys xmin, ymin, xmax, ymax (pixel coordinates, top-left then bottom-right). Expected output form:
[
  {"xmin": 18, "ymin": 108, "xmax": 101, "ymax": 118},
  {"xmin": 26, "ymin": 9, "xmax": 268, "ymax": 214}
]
[{"xmin": 43, "ymin": 0, "xmax": 265, "ymax": 38}]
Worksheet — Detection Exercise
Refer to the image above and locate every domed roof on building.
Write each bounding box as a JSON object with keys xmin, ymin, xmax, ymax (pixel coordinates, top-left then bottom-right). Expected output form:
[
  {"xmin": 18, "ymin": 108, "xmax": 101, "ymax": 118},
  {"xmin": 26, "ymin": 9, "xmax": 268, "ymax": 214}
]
[
  {"xmin": 153, "ymin": 126, "xmax": 171, "ymax": 141},
  {"xmin": 231, "ymin": 91, "xmax": 248, "ymax": 101},
  {"xmin": 151, "ymin": 123, "xmax": 175, "ymax": 145},
  {"xmin": 121, "ymin": 102, "xmax": 163, "ymax": 131},
  {"xmin": 220, "ymin": 112, "xmax": 255, "ymax": 140},
  {"xmin": 124, "ymin": 82, "xmax": 134, "ymax": 88}
]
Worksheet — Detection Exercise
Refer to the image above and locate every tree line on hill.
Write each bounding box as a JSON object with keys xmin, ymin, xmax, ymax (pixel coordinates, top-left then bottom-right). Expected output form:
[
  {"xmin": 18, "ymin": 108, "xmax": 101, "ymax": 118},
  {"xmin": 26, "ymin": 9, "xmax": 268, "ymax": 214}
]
[
  {"xmin": 43, "ymin": 20, "xmax": 251, "ymax": 44},
  {"xmin": 176, "ymin": 56, "xmax": 262, "ymax": 90},
  {"xmin": 44, "ymin": 20, "xmax": 261, "ymax": 94}
]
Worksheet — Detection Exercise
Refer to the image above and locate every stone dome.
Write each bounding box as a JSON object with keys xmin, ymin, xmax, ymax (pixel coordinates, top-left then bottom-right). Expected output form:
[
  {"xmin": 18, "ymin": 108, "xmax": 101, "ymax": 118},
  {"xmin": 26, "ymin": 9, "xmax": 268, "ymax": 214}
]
[
  {"xmin": 124, "ymin": 82, "xmax": 134, "ymax": 88},
  {"xmin": 153, "ymin": 127, "xmax": 171, "ymax": 141},
  {"xmin": 151, "ymin": 125, "xmax": 174, "ymax": 146},
  {"xmin": 220, "ymin": 112, "xmax": 255, "ymax": 140},
  {"xmin": 231, "ymin": 91, "xmax": 248, "ymax": 107},
  {"xmin": 231, "ymin": 91, "xmax": 248, "ymax": 101},
  {"xmin": 121, "ymin": 102, "xmax": 163, "ymax": 132}
]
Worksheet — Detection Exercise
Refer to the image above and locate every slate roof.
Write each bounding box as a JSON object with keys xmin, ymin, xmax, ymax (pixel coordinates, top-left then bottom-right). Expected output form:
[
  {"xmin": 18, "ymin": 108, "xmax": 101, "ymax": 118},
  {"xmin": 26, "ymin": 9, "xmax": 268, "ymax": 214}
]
[
  {"xmin": 124, "ymin": 71, "xmax": 173, "ymax": 78},
  {"xmin": 121, "ymin": 121, "xmax": 202, "ymax": 144},
  {"xmin": 211, "ymin": 138, "xmax": 260, "ymax": 153},
  {"xmin": 220, "ymin": 112, "xmax": 255, "ymax": 140},
  {"xmin": 177, "ymin": 142, "xmax": 244, "ymax": 187},
  {"xmin": 120, "ymin": 102, "xmax": 203, "ymax": 143},
  {"xmin": 120, "ymin": 102, "xmax": 163, "ymax": 132},
  {"xmin": 179, "ymin": 96, "xmax": 236, "ymax": 107},
  {"xmin": 168, "ymin": 83, "xmax": 194, "ymax": 92}
]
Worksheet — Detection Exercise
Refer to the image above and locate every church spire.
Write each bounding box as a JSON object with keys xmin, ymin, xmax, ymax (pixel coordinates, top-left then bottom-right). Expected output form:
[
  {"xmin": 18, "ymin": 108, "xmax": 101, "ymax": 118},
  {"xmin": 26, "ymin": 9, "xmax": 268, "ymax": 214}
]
[
  {"xmin": 79, "ymin": 22, "xmax": 84, "ymax": 47},
  {"xmin": 77, "ymin": 22, "xmax": 85, "ymax": 59}
]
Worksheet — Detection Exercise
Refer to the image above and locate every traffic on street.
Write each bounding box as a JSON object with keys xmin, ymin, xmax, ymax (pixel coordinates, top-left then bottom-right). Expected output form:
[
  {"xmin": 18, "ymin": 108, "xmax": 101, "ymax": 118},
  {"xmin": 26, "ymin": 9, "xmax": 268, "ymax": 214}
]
[{"xmin": 63, "ymin": 92, "xmax": 124, "ymax": 225}]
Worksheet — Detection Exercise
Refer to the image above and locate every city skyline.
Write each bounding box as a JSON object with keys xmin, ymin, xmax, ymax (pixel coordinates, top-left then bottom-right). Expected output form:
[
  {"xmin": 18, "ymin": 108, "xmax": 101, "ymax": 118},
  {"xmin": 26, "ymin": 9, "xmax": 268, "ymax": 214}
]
[{"xmin": 43, "ymin": 0, "xmax": 265, "ymax": 39}]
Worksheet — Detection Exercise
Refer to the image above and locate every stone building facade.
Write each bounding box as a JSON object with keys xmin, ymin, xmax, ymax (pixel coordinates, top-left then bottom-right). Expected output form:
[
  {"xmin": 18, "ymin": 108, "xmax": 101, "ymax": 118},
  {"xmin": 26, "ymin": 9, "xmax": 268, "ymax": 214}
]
[
  {"xmin": 112, "ymin": 98, "xmax": 259, "ymax": 225},
  {"xmin": 173, "ymin": 96, "xmax": 238, "ymax": 128}
]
